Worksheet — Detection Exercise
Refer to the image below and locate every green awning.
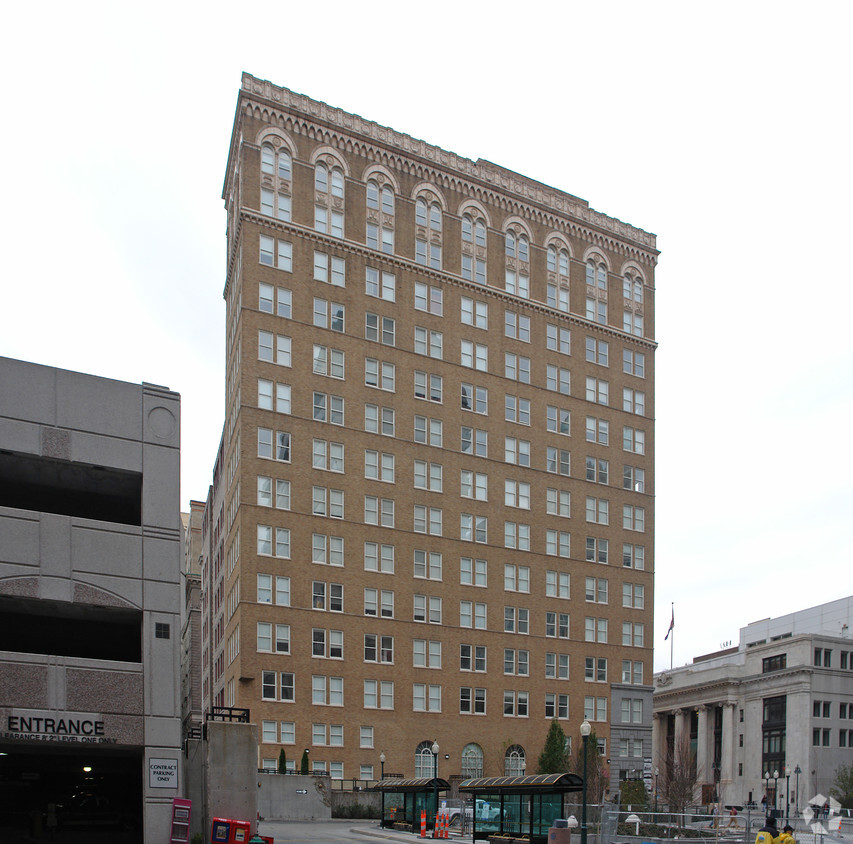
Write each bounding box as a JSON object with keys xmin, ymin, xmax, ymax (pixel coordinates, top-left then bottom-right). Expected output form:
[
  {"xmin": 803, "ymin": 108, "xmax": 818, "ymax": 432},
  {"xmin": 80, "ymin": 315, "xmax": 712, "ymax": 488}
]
[{"xmin": 459, "ymin": 773, "xmax": 583, "ymax": 792}]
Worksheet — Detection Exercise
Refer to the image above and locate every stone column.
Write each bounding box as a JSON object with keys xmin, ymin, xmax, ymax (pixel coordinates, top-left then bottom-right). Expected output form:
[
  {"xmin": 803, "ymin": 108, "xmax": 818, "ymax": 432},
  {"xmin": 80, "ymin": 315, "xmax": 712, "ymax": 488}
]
[
  {"xmin": 673, "ymin": 708, "xmax": 687, "ymax": 752},
  {"xmin": 652, "ymin": 712, "xmax": 666, "ymax": 767},
  {"xmin": 696, "ymin": 705, "xmax": 709, "ymax": 784},
  {"xmin": 720, "ymin": 702, "xmax": 736, "ymax": 806}
]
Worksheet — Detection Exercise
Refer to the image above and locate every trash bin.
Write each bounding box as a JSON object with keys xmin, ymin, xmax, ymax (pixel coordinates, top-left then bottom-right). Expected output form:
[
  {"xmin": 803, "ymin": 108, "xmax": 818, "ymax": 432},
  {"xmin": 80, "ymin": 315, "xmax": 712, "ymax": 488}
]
[{"xmin": 549, "ymin": 822, "xmax": 572, "ymax": 843}]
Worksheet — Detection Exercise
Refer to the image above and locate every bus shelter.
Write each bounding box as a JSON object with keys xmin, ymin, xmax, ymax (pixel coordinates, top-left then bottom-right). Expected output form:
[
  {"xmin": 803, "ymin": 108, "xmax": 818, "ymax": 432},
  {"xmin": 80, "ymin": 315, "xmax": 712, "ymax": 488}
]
[
  {"xmin": 459, "ymin": 773, "xmax": 584, "ymax": 842},
  {"xmin": 375, "ymin": 777, "xmax": 450, "ymax": 830}
]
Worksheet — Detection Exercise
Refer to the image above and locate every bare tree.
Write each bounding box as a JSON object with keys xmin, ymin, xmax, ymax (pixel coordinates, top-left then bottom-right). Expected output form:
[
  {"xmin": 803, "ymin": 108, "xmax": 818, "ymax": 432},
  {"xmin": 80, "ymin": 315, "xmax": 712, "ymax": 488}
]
[
  {"xmin": 570, "ymin": 727, "xmax": 607, "ymax": 804},
  {"xmin": 659, "ymin": 735, "xmax": 699, "ymax": 815}
]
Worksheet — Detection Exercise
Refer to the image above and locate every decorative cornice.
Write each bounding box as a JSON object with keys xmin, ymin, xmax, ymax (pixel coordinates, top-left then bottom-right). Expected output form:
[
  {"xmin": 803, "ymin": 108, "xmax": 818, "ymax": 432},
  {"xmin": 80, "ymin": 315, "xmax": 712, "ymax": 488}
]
[{"xmin": 238, "ymin": 74, "xmax": 659, "ymax": 263}]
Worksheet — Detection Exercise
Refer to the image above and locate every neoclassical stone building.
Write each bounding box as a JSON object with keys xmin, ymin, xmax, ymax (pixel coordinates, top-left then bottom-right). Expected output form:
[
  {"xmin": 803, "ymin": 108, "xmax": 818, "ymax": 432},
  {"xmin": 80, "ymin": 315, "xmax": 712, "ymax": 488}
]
[
  {"xmin": 197, "ymin": 73, "xmax": 658, "ymax": 791},
  {"xmin": 653, "ymin": 596, "xmax": 853, "ymax": 811}
]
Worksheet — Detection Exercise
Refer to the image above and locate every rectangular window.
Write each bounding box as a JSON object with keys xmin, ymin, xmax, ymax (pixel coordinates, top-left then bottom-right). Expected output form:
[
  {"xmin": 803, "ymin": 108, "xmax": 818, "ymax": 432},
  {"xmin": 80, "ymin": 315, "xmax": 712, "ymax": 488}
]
[
  {"xmin": 413, "ymin": 505, "xmax": 443, "ymax": 536},
  {"xmin": 505, "ymin": 352, "xmax": 531, "ymax": 383},
  {"xmin": 504, "ymin": 437, "xmax": 531, "ymax": 467},
  {"xmin": 462, "ymin": 297, "xmax": 489, "ymax": 329},
  {"xmin": 585, "ymin": 377, "xmax": 609, "ymax": 405},
  {"xmin": 460, "ymin": 557, "xmax": 487, "ymax": 587},
  {"xmin": 623, "ymin": 427, "xmax": 646, "ymax": 454},
  {"xmin": 585, "ymin": 577, "xmax": 608, "ymax": 604},
  {"xmin": 460, "ymin": 687, "xmax": 487, "ymax": 715},
  {"xmin": 622, "ymin": 505, "xmax": 645, "ymax": 532},
  {"xmin": 363, "ymin": 541, "xmax": 394, "ymax": 574},
  {"xmin": 460, "ymin": 513, "xmax": 487, "ymax": 543},
  {"xmin": 505, "ymin": 395, "xmax": 531, "ymax": 425},
  {"xmin": 461, "ymin": 383, "xmax": 488, "ymax": 414},
  {"xmin": 585, "ymin": 337, "xmax": 609, "ymax": 365},
  {"xmin": 505, "ymin": 311, "xmax": 531, "ymax": 342},
  {"xmin": 313, "ymin": 345, "xmax": 345, "ymax": 379},
  {"xmin": 545, "ymin": 611, "xmax": 570, "ymax": 639},
  {"xmin": 585, "ymin": 497, "xmax": 609, "ymax": 525},
  {"xmin": 547, "ymin": 488, "xmax": 571, "ymax": 517},
  {"xmin": 365, "ymin": 267, "xmax": 395, "ymax": 301},
  {"xmin": 461, "ymin": 340, "xmax": 489, "ymax": 372},
  {"xmin": 622, "ymin": 544, "xmax": 645, "ymax": 570},
  {"xmin": 414, "ymin": 549, "xmax": 443, "ymax": 581},
  {"xmin": 414, "ymin": 282, "xmax": 443, "ymax": 315},
  {"xmin": 461, "ymin": 426, "xmax": 488, "ymax": 457},
  {"xmin": 546, "ymin": 570, "xmax": 571, "ymax": 598},
  {"xmin": 623, "ymin": 388, "xmax": 646, "ymax": 416},
  {"xmin": 546, "ymin": 406, "xmax": 571, "ymax": 436},
  {"xmin": 585, "ymin": 537, "xmax": 609, "ymax": 564},
  {"xmin": 623, "ymin": 349, "xmax": 646, "ymax": 377}
]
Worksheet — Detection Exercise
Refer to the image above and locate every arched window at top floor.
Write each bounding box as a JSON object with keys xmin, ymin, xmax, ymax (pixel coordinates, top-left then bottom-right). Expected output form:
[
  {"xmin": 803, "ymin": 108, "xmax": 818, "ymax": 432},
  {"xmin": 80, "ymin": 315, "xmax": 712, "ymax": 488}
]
[
  {"xmin": 414, "ymin": 192, "xmax": 443, "ymax": 270},
  {"xmin": 261, "ymin": 143, "xmax": 292, "ymax": 181},
  {"xmin": 505, "ymin": 230, "xmax": 529, "ymax": 262},
  {"xmin": 416, "ymin": 198, "xmax": 442, "ymax": 232},
  {"xmin": 314, "ymin": 162, "xmax": 344, "ymax": 197},
  {"xmin": 548, "ymin": 244, "xmax": 570, "ymax": 276},
  {"xmin": 462, "ymin": 213, "xmax": 487, "ymax": 247},
  {"xmin": 367, "ymin": 180, "xmax": 395, "ymax": 216},
  {"xmin": 586, "ymin": 258, "xmax": 608, "ymax": 289},
  {"xmin": 623, "ymin": 271, "xmax": 643, "ymax": 303},
  {"xmin": 315, "ymin": 162, "xmax": 327, "ymax": 193}
]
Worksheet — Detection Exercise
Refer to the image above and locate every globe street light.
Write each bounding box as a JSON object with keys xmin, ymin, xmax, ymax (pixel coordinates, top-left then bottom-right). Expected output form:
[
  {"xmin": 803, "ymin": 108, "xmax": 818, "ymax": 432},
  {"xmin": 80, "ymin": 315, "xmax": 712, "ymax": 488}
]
[
  {"xmin": 785, "ymin": 767, "xmax": 791, "ymax": 824},
  {"xmin": 432, "ymin": 740, "xmax": 440, "ymax": 834},
  {"xmin": 379, "ymin": 752, "xmax": 386, "ymax": 825},
  {"xmin": 764, "ymin": 771, "xmax": 771, "ymax": 814},
  {"xmin": 794, "ymin": 765, "xmax": 801, "ymax": 816},
  {"xmin": 581, "ymin": 719, "xmax": 592, "ymax": 844},
  {"xmin": 773, "ymin": 770, "xmax": 779, "ymax": 815}
]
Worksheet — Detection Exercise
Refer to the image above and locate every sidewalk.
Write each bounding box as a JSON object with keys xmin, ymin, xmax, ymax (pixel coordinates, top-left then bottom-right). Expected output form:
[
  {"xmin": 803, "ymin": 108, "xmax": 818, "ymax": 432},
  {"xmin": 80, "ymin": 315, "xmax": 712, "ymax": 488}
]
[{"xmin": 350, "ymin": 823, "xmax": 466, "ymax": 842}]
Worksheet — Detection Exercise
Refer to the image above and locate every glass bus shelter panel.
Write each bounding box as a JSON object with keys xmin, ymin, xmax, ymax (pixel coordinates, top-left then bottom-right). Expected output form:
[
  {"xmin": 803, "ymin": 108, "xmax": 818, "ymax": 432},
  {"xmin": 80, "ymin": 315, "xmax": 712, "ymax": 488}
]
[
  {"xmin": 383, "ymin": 791, "xmax": 407, "ymax": 825},
  {"xmin": 533, "ymin": 794, "xmax": 564, "ymax": 836}
]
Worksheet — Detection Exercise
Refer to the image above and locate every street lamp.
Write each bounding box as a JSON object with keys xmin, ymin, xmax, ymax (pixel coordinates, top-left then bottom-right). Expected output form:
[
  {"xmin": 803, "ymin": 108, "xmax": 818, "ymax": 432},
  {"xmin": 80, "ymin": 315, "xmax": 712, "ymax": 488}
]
[
  {"xmin": 581, "ymin": 719, "xmax": 592, "ymax": 844},
  {"xmin": 432, "ymin": 740, "xmax": 440, "ymax": 833},
  {"xmin": 773, "ymin": 770, "xmax": 779, "ymax": 815},
  {"xmin": 785, "ymin": 767, "xmax": 791, "ymax": 824},
  {"xmin": 764, "ymin": 771, "xmax": 771, "ymax": 814},
  {"xmin": 379, "ymin": 752, "xmax": 386, "ymax": 826},
  {"xmin": 794, "ymin": 766, "xmax": 801, "ymax": 816}
]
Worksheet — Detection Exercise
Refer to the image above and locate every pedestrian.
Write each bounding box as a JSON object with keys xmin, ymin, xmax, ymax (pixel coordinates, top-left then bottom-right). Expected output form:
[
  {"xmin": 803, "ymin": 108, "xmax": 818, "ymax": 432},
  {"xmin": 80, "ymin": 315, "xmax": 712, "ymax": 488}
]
[
  {"xmin": 755, "ymin": 814, "xmax": 779, "ymax": 844},
  {"xmin": 709, "ymin": 805, "xmax": 719, "ymax": 828},
  {"xmin": 45, "ymin": 803, "xmax": 58, "ymax": 839},
  {"xmin": 779, "ymin": 824, "xmax": 796, "ymax": 844},
  {"xmin": 727, "ymin": 806, "xmax": 739, "ymax": 828}
]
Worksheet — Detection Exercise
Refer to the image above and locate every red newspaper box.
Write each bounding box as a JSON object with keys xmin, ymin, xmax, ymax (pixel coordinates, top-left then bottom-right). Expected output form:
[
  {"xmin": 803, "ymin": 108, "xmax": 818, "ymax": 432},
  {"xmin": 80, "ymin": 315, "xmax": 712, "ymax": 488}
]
[{"xmin": 211, "ymin": 816, "xmax": 252, "ymax": 843}]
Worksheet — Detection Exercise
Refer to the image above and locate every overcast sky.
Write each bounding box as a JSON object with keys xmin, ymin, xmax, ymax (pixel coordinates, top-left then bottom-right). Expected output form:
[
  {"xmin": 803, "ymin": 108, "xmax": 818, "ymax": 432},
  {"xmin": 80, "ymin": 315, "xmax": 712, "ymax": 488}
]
[{"xmin": 2, "ymin": 2, "xmax": 851, "ymax": 672}]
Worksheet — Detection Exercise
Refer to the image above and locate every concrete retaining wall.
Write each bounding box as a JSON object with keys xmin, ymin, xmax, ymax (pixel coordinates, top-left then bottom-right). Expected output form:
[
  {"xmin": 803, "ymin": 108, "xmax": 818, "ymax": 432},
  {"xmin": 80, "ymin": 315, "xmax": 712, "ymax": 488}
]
[{"xmin": 258, "ymin": 773, "xmax": 332, "ymax": 821}]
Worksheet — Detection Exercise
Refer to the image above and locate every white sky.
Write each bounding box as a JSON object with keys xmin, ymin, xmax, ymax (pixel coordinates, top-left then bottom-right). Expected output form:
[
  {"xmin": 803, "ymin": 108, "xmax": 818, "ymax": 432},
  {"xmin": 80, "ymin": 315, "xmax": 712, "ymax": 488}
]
[{"xmin": 2, "ymin": 1, "xmax": 851, "ymax": 672}]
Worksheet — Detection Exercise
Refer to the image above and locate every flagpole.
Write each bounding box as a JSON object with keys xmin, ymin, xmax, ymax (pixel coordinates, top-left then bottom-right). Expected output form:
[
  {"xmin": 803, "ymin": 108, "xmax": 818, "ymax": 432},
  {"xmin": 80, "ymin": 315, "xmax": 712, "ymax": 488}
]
[{"xmin": 670, "ymin": 602, "xmax": 674, "ymax": 670}]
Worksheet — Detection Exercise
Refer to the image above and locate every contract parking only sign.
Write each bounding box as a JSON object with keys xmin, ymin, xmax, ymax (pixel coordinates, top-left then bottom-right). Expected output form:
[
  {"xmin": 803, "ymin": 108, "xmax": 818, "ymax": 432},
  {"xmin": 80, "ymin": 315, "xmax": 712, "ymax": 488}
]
[{"xmin": 149, "ymin": 758, "xmax": 179, "ymax": 788}]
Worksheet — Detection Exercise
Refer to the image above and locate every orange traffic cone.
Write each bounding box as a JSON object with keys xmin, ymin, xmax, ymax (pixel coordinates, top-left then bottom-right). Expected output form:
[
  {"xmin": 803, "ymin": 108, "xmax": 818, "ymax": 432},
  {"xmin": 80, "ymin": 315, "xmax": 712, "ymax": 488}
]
[{"xmin": 420, "ymin": 809, "xmax": 426, "ymax": 838}]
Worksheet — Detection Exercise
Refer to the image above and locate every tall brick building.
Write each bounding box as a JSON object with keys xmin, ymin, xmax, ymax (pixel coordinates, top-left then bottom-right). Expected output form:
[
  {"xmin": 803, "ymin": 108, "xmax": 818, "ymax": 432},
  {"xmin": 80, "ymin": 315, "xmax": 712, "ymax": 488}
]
[{"xmin": 199, "ymin": 72, "xmax": 658, "ymax": 791}]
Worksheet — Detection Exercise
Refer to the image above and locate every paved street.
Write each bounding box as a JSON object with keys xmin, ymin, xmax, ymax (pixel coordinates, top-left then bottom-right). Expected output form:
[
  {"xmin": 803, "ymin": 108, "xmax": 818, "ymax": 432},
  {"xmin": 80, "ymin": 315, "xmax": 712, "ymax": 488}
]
[{"xmin": 257, "ymin": 819, "xmax": 466, "ymax": 844}]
